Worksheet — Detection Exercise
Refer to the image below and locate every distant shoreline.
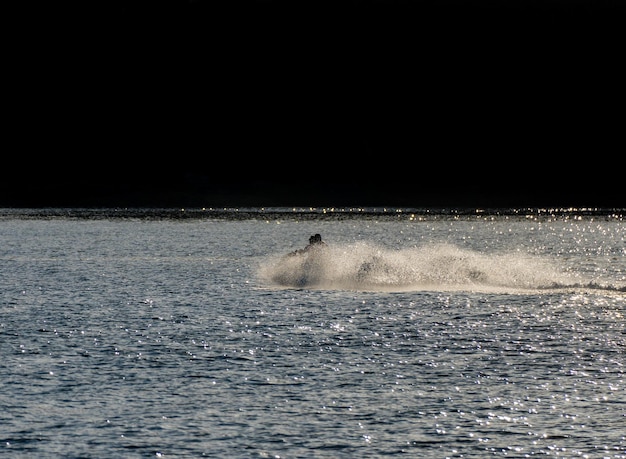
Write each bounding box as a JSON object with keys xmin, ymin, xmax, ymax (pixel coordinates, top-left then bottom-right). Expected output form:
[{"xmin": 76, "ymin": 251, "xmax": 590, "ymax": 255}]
[{"xmin": 1, "ymin": 207, "xmax": 623, "ymax": 221}]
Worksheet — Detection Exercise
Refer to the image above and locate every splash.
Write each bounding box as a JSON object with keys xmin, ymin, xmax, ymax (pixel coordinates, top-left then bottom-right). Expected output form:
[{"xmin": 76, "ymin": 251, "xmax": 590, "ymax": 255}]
[{"xmin": 257, "ymin": 242, "xmax": 624, "ymax": 294}]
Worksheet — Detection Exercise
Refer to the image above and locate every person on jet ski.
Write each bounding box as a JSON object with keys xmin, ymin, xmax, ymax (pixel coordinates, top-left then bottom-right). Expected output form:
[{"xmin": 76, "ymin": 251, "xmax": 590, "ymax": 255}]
[
  {"xmin": 305, "ymin": 233, "xmax": 325, "ymax": 250},
  {"xmin": 289, "ymin": 234, "xmax": 326, "ymax": 256}
]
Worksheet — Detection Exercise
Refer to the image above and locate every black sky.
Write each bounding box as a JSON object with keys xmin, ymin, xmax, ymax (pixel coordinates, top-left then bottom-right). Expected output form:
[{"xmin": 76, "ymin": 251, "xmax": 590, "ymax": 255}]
[{"xmin": 6, "ymin": 0, "xmax": 624, "ymax": 208}]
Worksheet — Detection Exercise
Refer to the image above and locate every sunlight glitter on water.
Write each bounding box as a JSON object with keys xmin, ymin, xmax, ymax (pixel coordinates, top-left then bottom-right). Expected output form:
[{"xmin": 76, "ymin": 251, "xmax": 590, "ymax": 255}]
[{"xmin": 0, "ymin": 212, "xmax": 624, "ymax": 458}]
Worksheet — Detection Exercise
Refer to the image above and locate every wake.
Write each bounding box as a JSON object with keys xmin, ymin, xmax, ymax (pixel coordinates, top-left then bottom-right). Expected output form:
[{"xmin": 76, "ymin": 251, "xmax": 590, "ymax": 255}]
[{"xmin": 257, "ymin": 242, "xmax": 625, "ymax": 295}]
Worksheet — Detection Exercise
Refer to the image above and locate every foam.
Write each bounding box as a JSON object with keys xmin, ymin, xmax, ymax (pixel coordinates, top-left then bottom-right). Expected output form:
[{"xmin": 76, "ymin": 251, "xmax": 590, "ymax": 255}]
[{"xmin": 257, "ymin": 242, "xmax": 624, "ymax": 294}]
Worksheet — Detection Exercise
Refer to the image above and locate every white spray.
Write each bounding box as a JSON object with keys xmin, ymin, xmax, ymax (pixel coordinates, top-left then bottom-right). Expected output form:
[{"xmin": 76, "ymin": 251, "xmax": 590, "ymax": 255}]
[{"xmin": 257, "ymin": 242, "xmax": 587, "ymax": 293}]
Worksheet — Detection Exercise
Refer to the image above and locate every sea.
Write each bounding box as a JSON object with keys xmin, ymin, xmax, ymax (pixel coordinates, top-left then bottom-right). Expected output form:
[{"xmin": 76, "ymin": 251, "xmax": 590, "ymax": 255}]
[{"xmin": 1, "ymin": 207, "xmax": 624, "ymax": 458}]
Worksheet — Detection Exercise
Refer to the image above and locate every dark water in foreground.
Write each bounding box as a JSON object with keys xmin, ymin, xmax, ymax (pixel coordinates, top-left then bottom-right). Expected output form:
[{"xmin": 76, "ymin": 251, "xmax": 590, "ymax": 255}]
[{"xmin": 1, "ymin": 209, "xmax": 624, "ymax": 457}]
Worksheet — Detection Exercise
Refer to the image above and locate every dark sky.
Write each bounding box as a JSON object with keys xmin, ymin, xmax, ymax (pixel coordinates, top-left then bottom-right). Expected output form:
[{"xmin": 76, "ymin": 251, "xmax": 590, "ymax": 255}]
[{"xmin": 6, "ymin": 0, "xmax": 623, "ymax": 208}]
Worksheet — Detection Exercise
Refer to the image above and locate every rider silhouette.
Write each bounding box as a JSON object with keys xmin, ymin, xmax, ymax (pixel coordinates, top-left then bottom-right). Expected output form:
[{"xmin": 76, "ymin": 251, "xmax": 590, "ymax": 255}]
[
  {"xmin": 305, "ymin": 234, "xmax": 325, "ymax": 250},
  {"xmin": 290, "ymin": 234, "xmax": 326, "ymax": 256}
]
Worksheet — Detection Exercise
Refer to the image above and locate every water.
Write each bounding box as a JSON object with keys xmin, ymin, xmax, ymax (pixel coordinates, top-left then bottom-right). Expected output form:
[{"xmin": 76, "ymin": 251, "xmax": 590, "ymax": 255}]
[{"xmin": 1, "ymin": 208, "xmax": 624, "ymax": 458}]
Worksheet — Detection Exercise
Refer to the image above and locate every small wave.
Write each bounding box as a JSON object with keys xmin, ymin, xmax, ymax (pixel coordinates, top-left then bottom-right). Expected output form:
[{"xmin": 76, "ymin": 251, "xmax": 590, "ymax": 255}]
[
  {"xmin": 538, "ymin": 281, "xmax": 626, "ymax": 294},
  {"xmin": 257, "ymin": 242, "xmax": 624, "ymax": 295}
]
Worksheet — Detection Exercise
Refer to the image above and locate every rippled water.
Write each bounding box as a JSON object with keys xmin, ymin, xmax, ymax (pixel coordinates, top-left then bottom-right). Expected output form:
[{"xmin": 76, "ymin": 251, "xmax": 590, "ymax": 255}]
[{"xmin": 1, "ymin": 209, "xmax": 624, "ymax": 458}]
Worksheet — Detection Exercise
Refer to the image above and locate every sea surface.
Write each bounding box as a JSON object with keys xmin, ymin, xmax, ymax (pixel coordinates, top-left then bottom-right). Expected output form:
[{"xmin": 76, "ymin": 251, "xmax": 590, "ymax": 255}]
[{"xmin": 1, "ymin": 208, "xmax": 625, "ymax": 458}]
